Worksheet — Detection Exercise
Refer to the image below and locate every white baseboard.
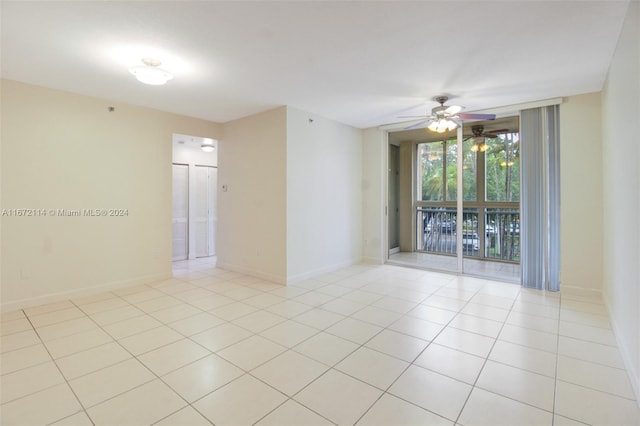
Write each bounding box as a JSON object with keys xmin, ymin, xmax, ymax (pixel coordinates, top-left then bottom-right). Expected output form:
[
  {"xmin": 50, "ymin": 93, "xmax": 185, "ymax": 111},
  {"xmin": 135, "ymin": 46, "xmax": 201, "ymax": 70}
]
[
  {"xmin": 215, "ymin": 261, "xmax": 286, "ymax": 285},
  {"xmin": 1, "ymin": 272, "xmax": 172, "ymax": 313},
  {"xmin": 603, "ymin": 294, "xmax": 640, "ymax": 407},
  {"xmin": 285, "ymin": 258, "xmax": 359, "ymax": 285}
]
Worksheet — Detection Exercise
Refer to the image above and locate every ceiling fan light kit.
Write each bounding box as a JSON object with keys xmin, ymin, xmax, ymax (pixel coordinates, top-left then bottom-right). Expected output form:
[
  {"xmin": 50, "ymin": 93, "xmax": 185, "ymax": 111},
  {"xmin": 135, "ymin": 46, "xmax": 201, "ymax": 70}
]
[
  {"xmin": 401, "ymin": 95, "xmax": 497, "ymax": 132},
  {"xmin": 129, "ymin": 58, "xmax": 173, "ymax": 85}
]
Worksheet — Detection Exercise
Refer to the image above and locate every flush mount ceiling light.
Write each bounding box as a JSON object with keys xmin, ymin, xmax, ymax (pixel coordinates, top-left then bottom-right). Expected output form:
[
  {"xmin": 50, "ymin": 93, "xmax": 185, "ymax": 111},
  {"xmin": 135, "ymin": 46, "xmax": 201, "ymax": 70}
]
[
  {"xmin": 128, "ymin": 58, "xmax": 173, "ymax": 85},
  {"xmin": 201, "ymin": 138, "xmax": 216, "ymax": 152}
]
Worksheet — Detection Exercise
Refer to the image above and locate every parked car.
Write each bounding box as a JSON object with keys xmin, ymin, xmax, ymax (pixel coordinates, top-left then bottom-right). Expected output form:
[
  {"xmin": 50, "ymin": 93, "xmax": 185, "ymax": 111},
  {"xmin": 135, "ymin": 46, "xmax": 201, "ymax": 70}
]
[{"xmin": 462, "ymin": 232, "xmax": 479, "ymax": 250}]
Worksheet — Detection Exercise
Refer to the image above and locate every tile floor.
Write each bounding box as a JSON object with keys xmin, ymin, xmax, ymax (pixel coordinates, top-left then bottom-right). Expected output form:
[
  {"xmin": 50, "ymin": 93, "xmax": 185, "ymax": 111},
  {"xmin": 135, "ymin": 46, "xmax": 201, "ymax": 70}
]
[{"xmin": 1, "ymin": 258, "xmax": 638, "ymax": 425}]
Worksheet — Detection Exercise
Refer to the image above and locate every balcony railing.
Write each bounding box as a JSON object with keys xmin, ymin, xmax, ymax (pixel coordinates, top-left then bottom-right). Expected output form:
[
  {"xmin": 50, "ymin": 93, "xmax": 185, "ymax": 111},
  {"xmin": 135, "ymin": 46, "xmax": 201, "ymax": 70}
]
[{"xmin": 418, "ymin": 207, "xmax": 520, "ymax": 262}]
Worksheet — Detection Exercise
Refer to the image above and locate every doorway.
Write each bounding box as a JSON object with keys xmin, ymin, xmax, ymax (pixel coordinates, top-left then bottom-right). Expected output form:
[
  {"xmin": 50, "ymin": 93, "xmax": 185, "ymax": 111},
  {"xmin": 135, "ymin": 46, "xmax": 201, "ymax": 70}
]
[
  {"xmin": 172, "ymin": 134, "xmax": 218, "ymax": 261},
  {"xmin": 387, "ymin": 117, "xmax": 521, "ymax": 282}
]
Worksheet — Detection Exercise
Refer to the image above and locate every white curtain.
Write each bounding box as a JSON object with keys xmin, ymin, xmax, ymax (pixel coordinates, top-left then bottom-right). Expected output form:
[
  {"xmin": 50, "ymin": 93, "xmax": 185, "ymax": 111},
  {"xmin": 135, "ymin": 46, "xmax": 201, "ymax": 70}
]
[{"xmin": 520, "ymin": 105, "xmax": 561, "ymax": 291}]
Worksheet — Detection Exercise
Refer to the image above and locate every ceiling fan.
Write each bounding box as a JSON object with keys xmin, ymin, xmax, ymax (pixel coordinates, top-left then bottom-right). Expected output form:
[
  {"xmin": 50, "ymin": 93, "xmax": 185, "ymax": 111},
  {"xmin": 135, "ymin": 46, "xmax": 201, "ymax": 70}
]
[
  {"xmin": 401, "ymin": 96, "xmax": 496, "ymax": 133},
  {"xmin": 466, "ymin": 125, "xmax": 510, "ymax": 152}
]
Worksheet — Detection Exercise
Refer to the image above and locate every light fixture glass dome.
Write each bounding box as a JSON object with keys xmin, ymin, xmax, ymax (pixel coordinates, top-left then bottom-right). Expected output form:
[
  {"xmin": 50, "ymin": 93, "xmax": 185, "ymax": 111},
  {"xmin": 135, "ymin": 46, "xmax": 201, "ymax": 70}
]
[
  {"xmin": 201, "ymin": 138, "xmax": 216, "ymax": 152},
  {"xmin": 129, "ymin": 58, "xmax": 173, "ymax": 85}
]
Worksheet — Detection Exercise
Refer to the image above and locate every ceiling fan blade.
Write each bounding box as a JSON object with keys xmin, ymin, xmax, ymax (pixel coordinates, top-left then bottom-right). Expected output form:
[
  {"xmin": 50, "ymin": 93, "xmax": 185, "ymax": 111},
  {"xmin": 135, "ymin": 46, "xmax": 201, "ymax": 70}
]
[
  {"xmin": 398, "ymin": 115, "xmax": 430, "ymax": 118},
  {"xmin": 457, "ymin": 113, "xmax": 496, "ymax": 120},
  {"xmin": 444, "ymin": 105, "xmax": 462, "ymax": 115},
  {"xmin": 404, "ymin": 120, "xmax": 430, "ymax": 130}
]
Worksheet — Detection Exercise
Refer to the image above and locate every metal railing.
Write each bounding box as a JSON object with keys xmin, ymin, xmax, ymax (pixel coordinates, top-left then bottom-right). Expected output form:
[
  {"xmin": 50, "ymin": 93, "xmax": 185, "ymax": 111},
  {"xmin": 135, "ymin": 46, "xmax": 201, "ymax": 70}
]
[{"xmin": 418, "ymin": 207, "xmax": 520, "ymax": 262}]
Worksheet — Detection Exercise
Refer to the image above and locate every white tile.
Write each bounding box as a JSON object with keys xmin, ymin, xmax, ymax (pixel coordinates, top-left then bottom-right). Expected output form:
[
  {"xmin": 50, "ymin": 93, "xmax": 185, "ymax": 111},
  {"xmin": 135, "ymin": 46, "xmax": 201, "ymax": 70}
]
[
  {"xmin": 138, "ymin": 338, "xmax": 210, "ymax": 376},
  {"xmin": 222, "ymin": 287, "xmax": 263, "ymax": 301},
  {"xmin": 511, "ymin": 300, "xmax": 560, "ymax": 319},
  {"xmin": 0, "ymin": 383, "xmax": 82, "ymax": 426},
  {"xmin": 154, "ymin": 406, "xmax": 213, "ymax": 426},
  {"xmin": 0, "ymin": 329, "xmax": 40, "ymax": 353},
  {"xmin": 162, "ymin": 354, "xmax": 243, "ymax": 402},
  {"xmin": 210, "ymin": 302, "xmax": 259, "ymax": 321},
  {"xmin": 388, "ymin": 365, "xmax": 472, "ymax": 421},
  {"xmin": 450, "ymin": 313, "xmax": 503, "ymax": 338},
  {"xmin": 79, "ymin": 297, "xmax": 130, "ymax": 315},
  {"xmin": 265, "ymin": 299, "xmax": 313, "ymax": 318},
  {"xmin": 553, "ymin": 414, "xmax": 589, "ymax": 426},
  {"xmin": 118, "ymin": 325, "xmax": 183, "ymax": 355},
  {"xmin": 260, "ymin": 320, "xmax": 318, "ymax": 347},
  {"xmin": 35, "ymin": 317, "xmax": 98, "ymax": 341},
  {"xmin": 0, "ymin": 318, "xmax": 33, "ymax": 336},
  {"xmin": 0, "ymin": 310, "xmax": 26, "ymax": 322},
  {"xmin": 388, "ymin": 315, "xmax": 444, "ymax": 341},
  {"xmin": 232, "ymin": 310, "xmax": 286, "ymax": 333},
  {"xmin": 268, "ymin": 286, "xmax": 310, "ymax": 299},
  {"xmin": 295, "ymin": 369, "xmax": 383, "ymax": 426},
  {"xmin": 560, "ymin": 309, "xmax": 611, "ymax": 329},
  {"xmin": 134, "ymin": 295, "xmax": 183, "ymax": 313},
  {"xmin": 476, "ymin": 360, "xmax": 555, "ymax": 411},
  {"xmin": 121, "ymin": 288, "xmax": 166, "ymax": 304},
  {"xmin": 414, "ymin": 343, "xmax": 484, "ymax": 385},
  {"xmin": 0, "ymin": 343, "xmax": 51, "ymax": 374},
  {"xmin": 194, "ymin": 374, "xmax": 287, "ymax": 426},
  {"xmin": 407, "ymin": 304, "xmax": 457, "ymax": 324},
  {"xmin": 341, "ymin": 289, "xmax": 385, "ymax": 305},
  {"xmin": 461, "ymin": 303, "xmax": 510, "ymax": 322},
  {"xmin": 320, "ymin": 298, "xmax": 367, "ymax": 316},
  {"xmin": 191, "ymin": 323, "xmax": 253, "ymax": 352},
  {"xmin": 458, "ymin": 387, "xmax": 553, "ymax": 426},
  {"xmin": 294, "ymin": 291, "xmax": 336, "ymax": 307},
  {"xmin": 423, "ymin": 295, "xmax": 467, "ymax": 311},
  {"xmin": 55, "ymin": 341, "xmax": 132, "ymax": 380},
  {"xmin": 335, "ymin": 346, "xmax": 409, "ymax": 389},
  {"xmin": 555, "ymin": 380, "xmax": 640, "ymax": 426},
  {"xmin": 150, "ymin": 303, "xmax": 203, "ymax": 323},
  {"xmin": 357, "ymin": 393, "xmax": 453, "ymax": 426},
  {"xmin": 256, "ymin": 399, "xmax": 333, "ymax": 426},
  {"xmin": 89, "ymin": 304, "xmax": 145, "ymax": 326},
  {"xmin": 0, "ymin": 361, "xmax": 65, "ymax": 404},
  {"xmin": 86, "ymin": 379, "xmax": 186, "ymax": 426},
  {"xmin": 217, "ymin": 335, "xmax": 286, "ymax": 370},
  {"xmin": 168, "ymin": 311, "xmax": 225, "ymax": 336},
  {"xmin": 434, "ymin": 327, "xmax": 495, "ymax": 358},
  {"xmin": 44, "ymin": 327, "xmax": 112, "ymax": 358},
  {"xmin": 293, "ymin": 308, "xmax": 345, "ymax": 330},
  {"xmin": 558, "ymin": 336, "xmax": 625, "ymax": 368},
  {"xmin": 559, "ymin": 320, "xmax": 617, "ymax": 346},
  {"xmin": 499, "ymin": 324, "xmax": 558, "ymax": 353},
  {"xmin": 506, "ymin": 310, "xmax": 559, "ymax": 334},
  {"xmin": 23, "ymin": 300, "xmax": 74, "ymax": 317},
  {"xmin": 293, "ymin": 331, "xmax": 359, "ymax": 366},
  {"xmin": 69, "ymin": 358, "xmax": 155, "ymax": 407},
  {"xmin": 51, "ymin": 410, "xmax": 94, "ymax": 426},
  {"xmin": 252, "ymin": 350, "xmax": 328, "ymax": 396},
  {"xmin": 325, "ymin": 317, "xmax": 382, "ymax": 344},
  {"xmin": 351, "ymin": 306, "xmax": 403, "ymax": 327},
  {"xmin": 470, "ymin": 293, "xmax": 515, "ymax": 310},
  {"xmin": 72, "ymin": 291, "xmax": 117, "ymax": 306},
  {"xmin": 364, "ymin": 329, "xmax": 429, "ymax": 362},
  {"xmin": 557, "ymin": 355, "xmax": 636, "ymax": 399},
  {"xmin": 488, "ymin": 340, "xmax": 557, "ymax": 377},
  {"xmin": 27, "ymin": 307, "xmax": 86, "ymax": 328},
  {"xmin": 242, "ymin": 293, "xmax": 286, "ymax": 309},
  {"xmin": 371, "ymin": 297, "xmax": 419, "ymax": 314},
  {"xmin": 102, "ymin": 314, "xmax": 163, "ymax": 339}
]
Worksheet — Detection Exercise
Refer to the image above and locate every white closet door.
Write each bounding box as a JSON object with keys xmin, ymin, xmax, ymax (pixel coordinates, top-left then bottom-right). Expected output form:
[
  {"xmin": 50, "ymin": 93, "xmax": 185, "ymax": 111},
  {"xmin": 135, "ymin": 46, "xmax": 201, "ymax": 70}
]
[
  {"xmin": 172, "ymin": 164, "xmax": 189, "ymax": 261},
  {"xmin": 195, "ymin": 165, "xmax": 217, "ymax": 257}
]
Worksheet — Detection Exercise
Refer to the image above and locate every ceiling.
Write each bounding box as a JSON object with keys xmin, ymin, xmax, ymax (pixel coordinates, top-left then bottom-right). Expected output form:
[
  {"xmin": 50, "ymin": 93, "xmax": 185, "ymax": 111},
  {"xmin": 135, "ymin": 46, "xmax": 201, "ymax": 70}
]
[{"xmin": 0, "ymin": 1, "xmax": 629, "ymax": 129}]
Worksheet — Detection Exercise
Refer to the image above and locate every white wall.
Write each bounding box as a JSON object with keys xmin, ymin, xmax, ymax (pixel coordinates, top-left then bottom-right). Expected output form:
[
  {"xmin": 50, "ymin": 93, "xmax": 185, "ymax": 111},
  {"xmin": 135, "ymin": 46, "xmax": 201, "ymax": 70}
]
[
  {"xmin": 0, "ymin": 80, "xmax": 221, "ymax": 311},
  {"xmin": 286, "ymin": 107, "xmax": 363, "ymax": 282},
  {"xmin": 217, "ymin": 107, "xmax": 288, "ymax": 283},
  {"xmin": 601, "ymin": 1, "xmax": 640, "ymax": 401},
  {"xmin": 172, "ymin": 135, "xmax": 218, "ymax": 259},
  {"xmin": 559, "ymin": 92, "xmax": 604, "ymax": 290}
]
